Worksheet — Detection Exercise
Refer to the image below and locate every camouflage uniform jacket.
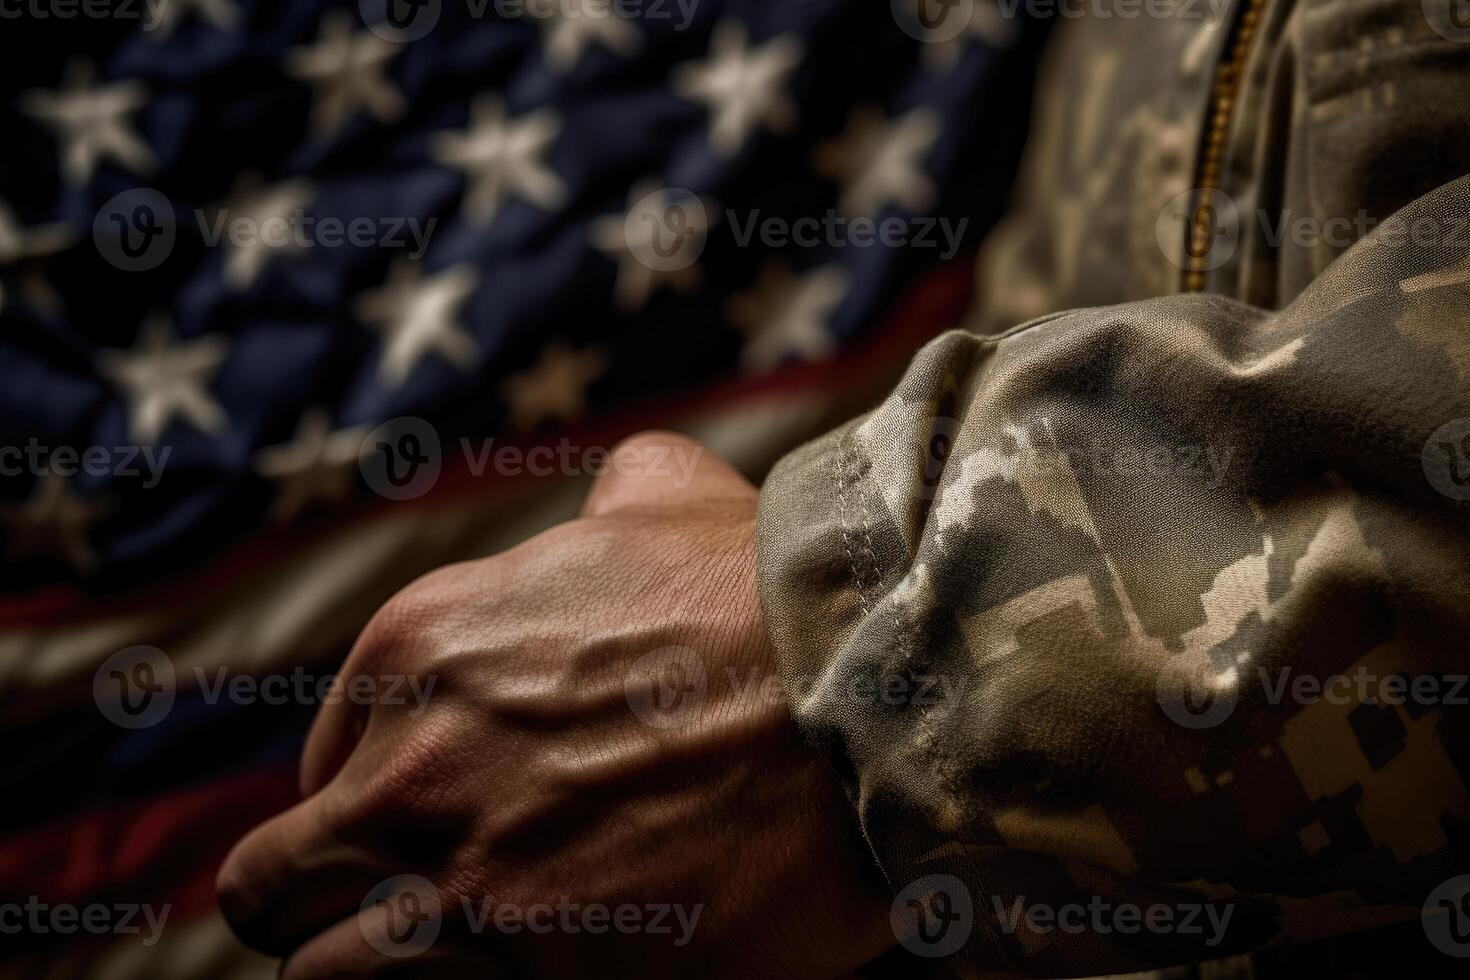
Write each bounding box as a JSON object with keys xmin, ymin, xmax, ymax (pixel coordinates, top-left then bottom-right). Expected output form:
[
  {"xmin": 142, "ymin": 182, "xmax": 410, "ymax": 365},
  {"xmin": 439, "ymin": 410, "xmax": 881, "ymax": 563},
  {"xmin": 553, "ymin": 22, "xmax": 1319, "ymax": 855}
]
[{"xmin": 757, "ymin": 0, "xmax": 1470, "ymax": 975}]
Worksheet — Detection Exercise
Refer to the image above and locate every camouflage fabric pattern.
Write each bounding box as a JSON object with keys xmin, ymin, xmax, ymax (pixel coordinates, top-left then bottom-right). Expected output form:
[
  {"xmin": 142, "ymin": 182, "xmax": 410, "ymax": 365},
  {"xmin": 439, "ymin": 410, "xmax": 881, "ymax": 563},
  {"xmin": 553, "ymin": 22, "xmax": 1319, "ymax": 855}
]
[
  {"xmin": 973, "ymin": 0, "xmax": 1470, "ymax": 325},
  {"xmin": 758, "ymin": 1, "xmax": 1470, "ymax": 975}
]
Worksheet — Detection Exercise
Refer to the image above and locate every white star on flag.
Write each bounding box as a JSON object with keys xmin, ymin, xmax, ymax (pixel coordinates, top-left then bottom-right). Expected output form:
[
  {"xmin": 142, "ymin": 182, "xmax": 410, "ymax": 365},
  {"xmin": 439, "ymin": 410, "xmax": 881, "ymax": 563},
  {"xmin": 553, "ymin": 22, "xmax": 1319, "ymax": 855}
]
[
  {"xmin": 534, "ymin": 0, "xmax": 642, "ymax": 72},
  {"xmin": 501, "ymin": 341, "xmax": 607, "ymax": 431},
  {"xmin": 590, "ymin": 182, "xmax": 713, "ymax": 312},
  {"xmin": 914, "ymin": 0, "xmax": 1021, "ymax": 71},
  {"xmin": 0, "ymin": 475, "xmax": 111, "ymax": 574},
  {"xmin": 146, "ymin": 0, "xmax": 241, "ymax": 41},
  {"xmin": 96, "ymin": 315, "xmax": 230, "ymax": 445},
  {"xmin": 727, "ymin": 263, "xmax": 849, "ymax": 373},
  {"xmin": 210, "ymin": 175, "xmax": 316, "ymax": 291},
  {"xmin": 255, "ymin": 409, "xmax": 370, "ymax": 522},
  {"xmin": 673, "ymin": 21, "xmax": 803, "ymax": 157},
  {"xmin": 0, "ymin": 196, "xmax": 73, "ymax": 315},
  {"xmin": 286, "ymin": 12, "xmax": 407, "ymax": 138},
  {"xmin": 22, "ymin": 60, "xmax": 155, "ymax": 184},
  {"xmin": 356, "ymin": 261, "xmax": 482, "ymax": 388},
  {"xmin": 816, "ymin": 106, "xmax": 942, "ymax": 218},
  {"xmin": 431, "ymin": 95, "xmax": 568, "ymax": 225}
]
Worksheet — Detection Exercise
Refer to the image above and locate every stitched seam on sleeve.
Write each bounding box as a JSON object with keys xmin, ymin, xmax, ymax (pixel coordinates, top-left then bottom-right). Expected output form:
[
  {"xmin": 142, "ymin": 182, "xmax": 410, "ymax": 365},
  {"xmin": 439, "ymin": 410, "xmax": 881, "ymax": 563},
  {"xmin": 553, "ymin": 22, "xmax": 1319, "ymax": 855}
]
[
  {"xmin": 851, "ymin": 451, "xmax": 910, "ymax": 665},
  {"xmin": 831, "ymin": 436, "xmax": 872, "ymax": 617}
]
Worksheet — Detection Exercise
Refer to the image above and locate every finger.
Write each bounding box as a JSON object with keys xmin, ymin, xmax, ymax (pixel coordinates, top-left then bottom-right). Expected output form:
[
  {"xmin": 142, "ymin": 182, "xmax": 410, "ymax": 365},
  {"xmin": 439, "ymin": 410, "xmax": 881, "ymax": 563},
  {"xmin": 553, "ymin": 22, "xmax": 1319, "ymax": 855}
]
[
  {"xmin": 280, "ymin": 903, "xmax": 509, "ymax": 980},
  {"xmin": 302, "ymin": 597, "xmax": 423, "ymax": 799},
  {"xmin": 580, "ymin": 431, "xmax": 754, "ymax": 518},
  {"xmin": 300, "ymin": 665, "xmax": 373, "ymax": 798},
  {"xmin": 217, "ymin": 794, "xmax": 400, "ymax": 958}
]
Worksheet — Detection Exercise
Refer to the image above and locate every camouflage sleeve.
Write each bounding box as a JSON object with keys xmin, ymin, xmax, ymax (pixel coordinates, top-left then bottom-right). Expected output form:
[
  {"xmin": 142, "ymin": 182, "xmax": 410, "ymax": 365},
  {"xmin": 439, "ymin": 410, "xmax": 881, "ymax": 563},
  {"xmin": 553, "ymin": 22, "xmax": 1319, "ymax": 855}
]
[{"xmin": 756, "ymin": 175, "xmax": 1470, "ymax": 976}]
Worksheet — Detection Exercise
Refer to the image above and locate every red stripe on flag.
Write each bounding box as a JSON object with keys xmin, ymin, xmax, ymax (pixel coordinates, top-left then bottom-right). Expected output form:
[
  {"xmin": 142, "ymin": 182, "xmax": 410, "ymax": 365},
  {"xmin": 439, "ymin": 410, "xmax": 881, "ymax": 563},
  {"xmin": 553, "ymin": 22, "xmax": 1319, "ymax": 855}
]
[
  {"xmin": 0, "ymin": 258, "xmax": 974, "ymax": 627},
  {"xmin": 0, "ymin": 766, "xmax": 299, "ymax": 921}
]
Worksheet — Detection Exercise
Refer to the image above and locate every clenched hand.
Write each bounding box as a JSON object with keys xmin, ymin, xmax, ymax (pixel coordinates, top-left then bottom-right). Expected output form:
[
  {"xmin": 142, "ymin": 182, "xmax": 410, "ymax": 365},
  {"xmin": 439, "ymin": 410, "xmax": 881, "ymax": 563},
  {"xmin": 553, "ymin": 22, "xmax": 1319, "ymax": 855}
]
[{"xmin": 217, "ymin": 433, "xmax": 895, "ymax": 978}]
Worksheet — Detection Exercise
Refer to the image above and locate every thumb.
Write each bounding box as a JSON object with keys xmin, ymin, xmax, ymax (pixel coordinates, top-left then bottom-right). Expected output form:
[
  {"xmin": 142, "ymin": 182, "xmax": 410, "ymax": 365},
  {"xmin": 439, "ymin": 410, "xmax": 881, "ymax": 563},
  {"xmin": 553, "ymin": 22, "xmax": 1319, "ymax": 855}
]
[{"xmin": 580, "ymin": 431, "xmax": 754, "ymax": 517}]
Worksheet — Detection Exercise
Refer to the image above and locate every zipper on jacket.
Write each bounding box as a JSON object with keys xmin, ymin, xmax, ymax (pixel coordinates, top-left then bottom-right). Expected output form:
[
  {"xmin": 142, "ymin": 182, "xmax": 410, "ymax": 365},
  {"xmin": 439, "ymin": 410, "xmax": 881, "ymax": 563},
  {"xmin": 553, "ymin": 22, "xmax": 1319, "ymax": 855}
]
[{"xmin": 1185, "ymin": 0, "xmax": 1267, "ymax": 291}]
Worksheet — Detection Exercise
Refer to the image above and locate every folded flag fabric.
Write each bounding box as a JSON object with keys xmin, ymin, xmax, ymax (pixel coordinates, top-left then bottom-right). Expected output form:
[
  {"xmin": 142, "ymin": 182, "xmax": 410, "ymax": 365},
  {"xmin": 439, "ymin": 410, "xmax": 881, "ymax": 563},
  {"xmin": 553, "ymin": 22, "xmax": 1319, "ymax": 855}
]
[
  {"xmin": 0, "ymin": 0, "xmax": 1037, "ymax": 592},
  {"xmin": 0, "ymin": 1, "xmax": 1040, "ymax": 975}
]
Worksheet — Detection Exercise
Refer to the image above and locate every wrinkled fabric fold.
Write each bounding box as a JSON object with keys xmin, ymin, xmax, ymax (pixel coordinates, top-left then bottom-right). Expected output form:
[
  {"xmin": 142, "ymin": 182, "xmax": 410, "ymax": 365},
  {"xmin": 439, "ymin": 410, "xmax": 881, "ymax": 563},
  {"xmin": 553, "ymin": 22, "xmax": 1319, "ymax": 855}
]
[{"xmin": 759, "ymin": 176, "xmax": 1470, "ymax": 976}]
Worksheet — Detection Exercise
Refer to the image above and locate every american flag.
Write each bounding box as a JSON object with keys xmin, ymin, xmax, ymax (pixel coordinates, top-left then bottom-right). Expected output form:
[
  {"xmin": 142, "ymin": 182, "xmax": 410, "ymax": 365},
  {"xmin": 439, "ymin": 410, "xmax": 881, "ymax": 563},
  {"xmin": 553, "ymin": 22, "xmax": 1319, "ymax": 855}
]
[{"xmin": 0, "ymin": 1, "xmax": 1038, "ymax": 975}]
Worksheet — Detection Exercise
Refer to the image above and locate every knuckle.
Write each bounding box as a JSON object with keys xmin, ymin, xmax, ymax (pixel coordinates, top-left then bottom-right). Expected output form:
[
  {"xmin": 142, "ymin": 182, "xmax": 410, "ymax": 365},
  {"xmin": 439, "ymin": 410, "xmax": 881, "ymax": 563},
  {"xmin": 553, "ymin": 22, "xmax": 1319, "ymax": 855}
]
[
  {"xmin": 611, "ymin": 429, "xmax": 692, "ymax": 454},
  {"xmin": 595, "ymin": 430, "xmax": 691, "ymax": 483},
  {"xmin": 365, "ymin": 560, "xmax": 488, "ymax": 646},
  {"xmin": 214, "ymin": 859, "xmax": 249, "ymax": 931},
  {"xmin": 364, "ymin": 589, "xmax": 431, "ymax": 649},
  {"xmin": 355, "ymin": 572, "xmax": 462, "ymax": 670},
  {"xmin": 353, "ymin": 727, "xmax": 468, "ymax": 826},
  {"xmin": 215, "ymin": 832, "xmax": 274, "ymax": 947}
]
